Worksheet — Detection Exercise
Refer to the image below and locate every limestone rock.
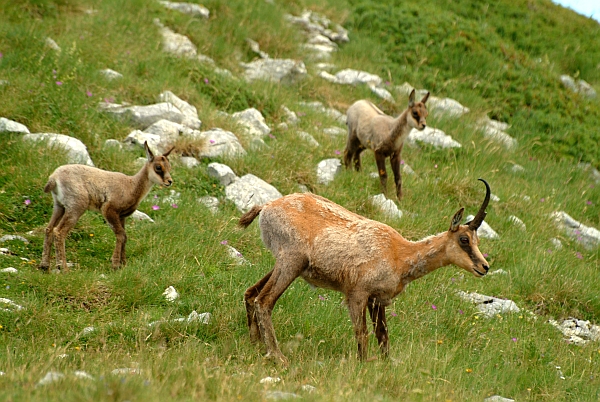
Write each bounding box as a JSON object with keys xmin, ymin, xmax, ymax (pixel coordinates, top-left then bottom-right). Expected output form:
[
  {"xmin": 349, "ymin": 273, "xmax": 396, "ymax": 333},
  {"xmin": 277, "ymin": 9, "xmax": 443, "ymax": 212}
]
[
  {"xmin": 241, "ymin": 58, "xmax": 307, "ymax": 84},
  {"xmin": 226, "ymin": 245, "xmax": 248, "ymax": 265},
  {"xmin": 560, "ymin": 75, "xmax": 597, "ymax": 99},
  {"xmin": 100, "ymin": 68, "xmax": 123, "ymax": 80},
  {"xmin": 124, "ymin": 130, "xmax": 162, "ymax": 154},
  {"xmin": 100, "ymin": 101, "xmax": 185, "ymax": 129},
  {"xmin": 246, "ymin": 38, "xmax": 269, "ymax": 59},
  {"xmin": 478, "ymin": 117, "xmax": 517, "ymax": 150},
  {"xmin": 154, "ymin": 19, "xmax": 197, "ymax": 58},
  {"xmin": 179, "ymin": 156, "xmax": 199, "ymax": 168},
  {"xmin": 549, "ymin": 318, "xmax": 600, "ymax": 345},
  {"xmin": 225, "ymin": 174, "xmax": 282, "ymax": 212},
  {"xmin": 427, "ymin": 96, "xmax": 470, "ymax": 118},
  {"xmin": 320, "ymin": 68, "xmax": 382, "ymax": 87},
  {"xmin": 298, "ymin": 101, "xmax": 346, "ymax": 124},
  {"xmin": 103, "ymin": 139, "xmax": 122, "ymax": 150},
  {"xmin": 322, "ymin": 126, "xmax": 345, "ymax": 137},
  {"xmin": 484, "ymin": 396, "xmax": 514, "ymax": 402},
  {"xmin": 0, "ymin": 235, "xmax": 29, "ymax": 244},
  {"xmin": 407, "ymin": 127, "xmax": 461, "ymax": 149},
  {"xmin": 207, "ymin": 162, "xmax": 237, "ymax": 186},
  {"xmin": 465, "ymin": 214, "xmax": 499, "ymax": 239},
  {"xmin": 158, "ymin": 91, "xmax": 201, "ymax": 129},
  {"xmin": 0, "ymin": 117, "xmax": 30, "ymax": 134},
  {"xmin": 370, "ymin": 85, "xmax": 394, "ymax": 102},
  {"xmin": 185, "ymin": 128, "xmax": 246, "ymax": 158},
  {"xmin": 297, "ymin": 131, "xmax": 319, "ymax": 147},
  {"xmin": 163, "ymin": 285, "xmax": 179, "ymax": 302},
  {"xmin": 23, "ymin": 133, "xmax": 94, "ymax": 166},
  {"xmin": 285, "ymin": 10, "xmax": 349, "ymax": 44},
  {"xmin": 198, "ymin": 196, "xmax": 219, "ymax": 214},
  {"xmin": 159, "ymin": 1, "xmax": 209, "ymax": 18},
  {"xmin": 371, "ymin": 194, "xmax": 403, "ymax": 219},
  {"xmin": 1, "ymin": 267, "xmax": 18, "ymax": 274},
  {"xmin": 316, "ymin": 158, "xmax": 341, "ymax": 185},
  {"xmin": 551, "ymin": 211, "xmax": 600, "ymax": 250},
  {"xmin": 0, "ymin": 297, "xmax": 24, "ymax": 312},
  {"xmin": 45, "ymin": 37, "xmax": 61, "ymax": 52},
  {"xmin": 281, "ymin": 106, "xmax": 299, "ymax": 125},
  {"xmin": 130, "ymin": 210, "xmax": 155, "ymax": 222},
  {"xmin": 231, "ymin": 108, "xmax": 271, "ymax": 137},
  {"xmin": 456, "ymin": 291, "xmax": 520, "ymax": 318},
  {"xmin": 37, "ymin": 372, "xmax": 65, "ymax": 386}
]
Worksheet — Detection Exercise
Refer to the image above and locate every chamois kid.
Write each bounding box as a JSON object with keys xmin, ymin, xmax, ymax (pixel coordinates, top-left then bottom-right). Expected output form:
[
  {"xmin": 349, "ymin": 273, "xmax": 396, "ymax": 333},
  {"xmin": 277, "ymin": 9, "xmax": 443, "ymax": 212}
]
[
  {"xmin": 343, "ymin": 89, "xmax": 429, "ymax": 200},
  {"xmin": 240, "ymin": 179, "xmax": 491, "ymax": 365},
  {"xmin": 40, "ymin": 142, "xmax": 173, "ymax": 272}
]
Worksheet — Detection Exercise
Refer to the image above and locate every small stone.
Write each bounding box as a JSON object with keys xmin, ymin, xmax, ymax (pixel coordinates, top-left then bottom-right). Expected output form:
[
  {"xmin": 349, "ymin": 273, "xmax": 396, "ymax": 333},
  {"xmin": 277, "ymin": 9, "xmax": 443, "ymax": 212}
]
[
  {"xmin": 259, "ymin": 376, "xmax": 282, "ymax": 384},
  {"xmin": 371, "ymin": 194, "xmax": 402, "ymax": 219},
  {"xmin": 207, "ymin": 162, "xmax": 237, "ymax": 186},
  {"xmin": 159, "ymin": 1, "xmax": 210, "ymax": 17},
  {"xmin": 45, "ymin": 37, "xmax": 61, "ymax": 52},
  {"xmin": 1, "ymin": 267, "xmax": 17, "ymax": 274},
  {"xmin": 37, "ymin": 372, "xmax": 64, "ymax": 386},
  {"xmin": 510, "ymin": 164, "xmax": 525, "ymax": 173},
  {"xmin": 316, "ymin": 159, "xmax": 341, "ymax": 185},
  {"xmin": 111, "ymin": 368, "xmax": 141, "ymax": 375},
  {"xmin": 198, "ymin": 196, "xmax": 219, "ymax": 214},
  {"xmin": 265, "ymin": 391, "xmax": 300, "ymax": 400},
  {"xmin": 465, "ymin": 215, "xmax": 499, "ymax": 240},
  {"xmin": 100, "ymin": 68, "xmax": 123, "ymax": 80},
  {"xmin": 103, "ymin": 139, "xmax": 123, "ymax": 150},
  {"xmin": 74, "ymin": 371, "xmax": 94, "ymax": 380},
  {"xmin": 0, "ymin": 117, "xmax": 30, "ymax": 134},
  {"xmin": 163, "ymin": 285, "xmax": 179, "ymax": 302},
  {"xmin": 550, "ymin": 238, "xmax": 563, "ymax": 250},
  {"xmin": 180, "ymin": 156, "xmax": 199, "ymax": 168},
  {"xmin": 0, "ymin": 235, "xmax": 29, "ymax": 244},
  {"xmin": 226, "ymin": 245, "xmax": 248, "ymax": 265},
  {"xmin": 297, "ymin": 131, "xmax": 319, "ymax": 147},
  {"xmin": 407, "ymin": 127, "xmax": 461, "ymax": 149},
  {"xmin": 130, "ymin": 210, "xmax": 155, "ymax": 223},
  {"xmin": 81, "ymin": 326, "xmax": 95, "ymax": 335},
  {"xmin": 322, "ymin": 126, "xmax": 345, "ymax": 137}
]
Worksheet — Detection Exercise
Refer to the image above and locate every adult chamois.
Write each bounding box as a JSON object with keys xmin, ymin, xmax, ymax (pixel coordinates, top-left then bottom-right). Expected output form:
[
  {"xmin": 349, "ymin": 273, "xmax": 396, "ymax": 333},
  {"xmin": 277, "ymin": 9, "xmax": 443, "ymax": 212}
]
[
  {"xmin": 344, "ymin": 89, "xmax": 429, "ymax": 200},
  {"xmin": 240, "ymin": 179, "xmax": 491, "ymax": 365},
  {"xmin": 40, "ymin": 142, "xmax": 173, "ymax": 272}
]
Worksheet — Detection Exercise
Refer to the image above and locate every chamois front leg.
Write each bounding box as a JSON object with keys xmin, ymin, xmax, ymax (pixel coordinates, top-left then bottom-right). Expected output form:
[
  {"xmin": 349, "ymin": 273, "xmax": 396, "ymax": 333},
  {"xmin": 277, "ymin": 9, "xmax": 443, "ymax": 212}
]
[
  {"xmin": 244, "ymin": 269, "xmax": 273, "ymax": 344},
  {"xmin": 119, "ymin": 216, "xmax": 127, "ymax": 265},
  {"xmin": 368, "ymin": 300, "xmax": 389, "ymax": 357},
  {"xmin": 390, "ymin": 150, "xmax": 403, "ymax": 201},
  {"xmin": 347, "ymin": 291, "xmax": 369, "ymax": 360},
  {"xmin": 102, "ymin": 206, "xmax": 126, "ymax": 269},
  {"xmin": 40, "ymin": 204, "xmax": 65, "ymax": 272},
  {"xmin": 374, "ymin": 151, "xmax": 388, "ymax": 196},
  {"xmin": 53, "ymin": 209, "xmax": 84, "ymax": 273},
  {"xmin": 255, "ymin": 253, "xmax": 308, "ymax": 366}
]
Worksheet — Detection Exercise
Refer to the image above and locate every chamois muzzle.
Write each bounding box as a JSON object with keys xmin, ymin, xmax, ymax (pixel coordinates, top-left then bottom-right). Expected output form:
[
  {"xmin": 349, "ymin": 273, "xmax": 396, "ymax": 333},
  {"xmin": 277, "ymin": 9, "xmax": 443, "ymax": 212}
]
[{"xmin": 468, "ymin": 179, "xmax": 491, "ymax": 231}]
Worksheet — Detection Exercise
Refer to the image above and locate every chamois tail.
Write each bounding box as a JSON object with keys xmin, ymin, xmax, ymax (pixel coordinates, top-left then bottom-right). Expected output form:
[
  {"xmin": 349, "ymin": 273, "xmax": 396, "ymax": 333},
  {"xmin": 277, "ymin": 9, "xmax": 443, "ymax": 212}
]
[{"xmin": 238, "ymin": 205, "xmax": 263, "ymax": 228}]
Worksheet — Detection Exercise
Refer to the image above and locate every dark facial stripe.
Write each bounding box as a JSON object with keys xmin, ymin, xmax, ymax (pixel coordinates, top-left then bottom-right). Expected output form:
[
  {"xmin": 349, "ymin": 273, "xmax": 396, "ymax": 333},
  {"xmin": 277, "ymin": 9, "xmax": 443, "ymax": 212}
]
[{"xmin": 459, "ymin": 240, "xmax": 479, "ymax": 265}]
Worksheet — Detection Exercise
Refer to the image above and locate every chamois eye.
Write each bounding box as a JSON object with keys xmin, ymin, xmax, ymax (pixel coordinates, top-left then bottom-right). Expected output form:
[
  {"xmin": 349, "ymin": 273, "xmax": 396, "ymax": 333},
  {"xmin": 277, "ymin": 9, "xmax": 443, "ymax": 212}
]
[
  {"xmin": 460, "ymin": 237, "xmax": 469, "ymax": 245},
  {"xmin": 155, "ymin": 165, "xmax": 162, "ymax": 172},
  {"xmin": 412, "ymin": 112, "xmax": 419, "ymax": 119}
]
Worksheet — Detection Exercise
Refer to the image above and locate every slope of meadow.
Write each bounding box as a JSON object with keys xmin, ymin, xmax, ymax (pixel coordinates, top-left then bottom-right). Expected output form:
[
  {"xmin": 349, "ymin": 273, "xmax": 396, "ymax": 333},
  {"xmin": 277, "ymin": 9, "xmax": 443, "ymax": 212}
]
[{"xmin": 1, "ymin": 0, "xmax": 600, "ymax": 401}]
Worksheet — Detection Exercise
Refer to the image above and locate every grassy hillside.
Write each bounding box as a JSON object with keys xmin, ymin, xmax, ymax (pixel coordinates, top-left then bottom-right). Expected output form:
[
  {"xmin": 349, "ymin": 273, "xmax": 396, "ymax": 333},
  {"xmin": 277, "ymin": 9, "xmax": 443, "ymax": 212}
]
[{"xmin": 1, "ymin": 0, "xmax": 600, "ymax": 401}]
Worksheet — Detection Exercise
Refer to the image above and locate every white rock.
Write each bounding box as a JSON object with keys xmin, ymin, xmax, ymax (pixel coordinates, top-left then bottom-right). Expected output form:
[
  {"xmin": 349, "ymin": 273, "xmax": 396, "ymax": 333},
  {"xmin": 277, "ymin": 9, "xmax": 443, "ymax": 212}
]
[
  {"xmin": 508, "ymin": 215, "xmax": 526, "ymax": 231},
  {"xmin": 456, "ymin": 291, "xmax": 520, "ymax": 318},
  {"xmin": 549, "ymin": 318, "xmax": 600, "ymax": 345},
  {"xmin": 0, "ymin": 117, "xmax": 30, "ymax": 134},
  {"xmin": 325, "ymin": 68, "xmax": 382, "ymax": 86},
  {"xmin": 154, "ymin": 19, "xmax": 197, "ymax": 58},
  {"xmin": 322, "ymin": 126, "xmax": 346, "ymax": 137},
  {"xmin": 198, "ymin": 196, "xmax": 219, "ymax": 213},
  {"xmin": 560, "ymin": 75, "xmax": 597, "ymax": 98},
  {"xmin": 246, "ymin": 38, "xmax": 270, "ymax": 59},
  {"xmin": 231, "ymin": 108, "xmax": 271, "ymax": 137},
  {"xmin": 226, "ymin": 245, "xmax": 248, "ymax": 265},
  {"xmin": 225, "ymin": 174, "xmax": 283, "ymax": 212},
  {"xmin": 551, "ymin": 211, "xmax": 600, "ymax": 250},
  {"xmin": 285, "ymin": 10, "xmax": 349, "ymax": 44},
  {"xmin": 0, "ymin": 235, "xmax": 28, "ymax": 244},
  {"xmin": 301, "ymin": 385, "xmax": 316, "ymax": 393},
  {"xmin": 479, "ymin": 125, "xmax": 517, "ymax": 150},
  {"xmin": 316, "ymin": 158, "xmax": 341, "ymax": 185},
  {"xmin": 265, "ymin": 391, "xmax": 300, "ymax": 400},
  {"xmin": 130, "ymin": 210, "xmax": 155, "ymax": 222},
  {"xmin": 297, "ymin": 131, "xmax": 319, "ymax": 147},
  {"xmin": 37, "ymin": 371, "xmax": 64, "ymax": 386},
  {"xmin": 487, "ymin": 269, "xmax": 508, "ymax": 276},
  {"xmin": 158, "ymin": 91, "xmax": 201, "ymax": 129},
  {"xmin": 250, "ymin": 138, "xmax": 268, "ymax": 150},
  {"xmin": 371, "ymin": 194, "xmax": 402, "ymax": 219},
  {"xmin": 23, "ymin": 133, "xmax": 94, "ymax": 166},
  {"xmin": 550, "ymin": 238, "xmax": 563, "ymax": 250},
  {"xmin": 0, "ymin": 298, "xmax": 23, "ymax": 312},
  {"xmin": 394, "ymin": 82, "xmax": 415, "ymax": 96},
  {"xmin": 143, "ymin": 119, "xmax": 187, "ymax": 148},
  {"xmin": 103, "ymin": 139, "xmax": 122, "ymax": 150},
  {"xmin": 281, "ymin": 106, "xmax": 299, "ymax": 125},
  {"xmin": 484, "ymin": 396, "xmax": 514, "ymax": 402},
  {"xmin": 298, "ymin": 101, "xmax": 346, "ymax": 124},
  {"xmin": 407, "ymin": 127, "xmax": 461, "ymax": 149},
  {"xmin": 578, "ymin": 163, "xmax": 600, "ymax": 184},
  {"xmin": 370, "ymin": 85, "xmax": 394, "ymax": 102},
  {"xmin": 100, "ymin": 101, "xmax": 186, "ymax": 130},
  {"xmin": 465, "ymin": 214, "xmax": 499, "ymax": 239},
  {"xmin": 207, "ymin": 162, "xmax": 237, "ymax": 186},
  {"xmin": 241, "ymin": 59, "xmax": 307, "ymax": 83},
  {"xmin": 74, "ymin": 371, "xmax": 94, "ymax": 380},
  {"xmin": 163, "ymin": 286, "xmax": 179, "ymax": 302},
  {"xmin": 150, "ymin": 310, "xmax": 212, "ymax": 326},
  {"xmin": 0, "ymin": 248, "xmax": 9, "ymax": 255},
  {"xmin": 1, "ymin": 267, "xmax": 17, "ymax": 274},
  {"xmin": 510, "ymin": 164, "xmax": 525, "ymax": 173},
  {"xmin": 100, "ymin": 68, "xmax": 123, "ymax": 80},
  {"xmin": 490, "ymin": 193, "xmax": 500, "ymax": 202},
  {"xmin": 259, "ymin": 376, "xmax": 282, "ymax": 384},
  {"xmin": 81, "ymin": 326, "xmax": 95, "ymax": 335},
  {"xmin": 427, "ymin": 96, "xmax": 470, "ymax": 118},
  {"xmin": 45, "ymin": 37, "xmax": 61, "ymax": 52},
  {"xmin": 159, "ymin": 1, "xmax": 209, "ymax": 17},
  {"xmin": 185, "ymin": 128, "xmax": 246, "ymax": 158},
  {"xmin": 124, "ymin": 130, "xmax": 162, "ymax": 155},
  {"xmin": 179, "ymin": 156, "xmax": 199, "ymax": 168},
  {"xmin": 198, "ymin": 54, "xmax": 216, "ymax": 65}
]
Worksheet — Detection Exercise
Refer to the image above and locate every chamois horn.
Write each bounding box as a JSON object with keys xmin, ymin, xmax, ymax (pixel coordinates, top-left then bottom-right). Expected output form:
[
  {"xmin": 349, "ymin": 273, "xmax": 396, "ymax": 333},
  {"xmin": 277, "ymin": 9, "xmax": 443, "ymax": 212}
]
[{"xmin": 468, "ymin": 179, "xmax": 491, "ymax": 230}]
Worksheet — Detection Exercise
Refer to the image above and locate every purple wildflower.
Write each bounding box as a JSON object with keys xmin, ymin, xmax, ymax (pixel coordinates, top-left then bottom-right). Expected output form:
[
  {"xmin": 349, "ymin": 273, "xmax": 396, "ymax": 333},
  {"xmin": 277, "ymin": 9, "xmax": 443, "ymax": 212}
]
[
  {"xmin": 152, "ymin": 205, "xmax": 160, "ymax": 211},
  {"xmin": 334, "ymin": 150, "xmax": 341, "ymax": 155},
  {"xmin": 576, "ymin": 252, "xmax": 583, "ymax": 259},
  {"xmin": 209, "ymin": 139, "xmax": 215, "ymax": 144},
  {"xmin": 318, "ymin": 295, "xmax": 325, "ymax": 301},
  {"xmin": 431, "ymin": 304, "xmax": 437, "ymax": 310},
  {"xmin": 512, "ymin": 337, "xmax": 518, "ymax": 342},
  {"xmin": 540, "ymin": 198, "xmax": 545, "ymax": 202},
  {"xmin": 203, "ymin": 78, "xmax": 209, "ymax": 84},
  {"xmin": 220, "ymin": 240, "xmax": 228, "ymax": 245},
  {"xmin": 55, "ymin": 81, "xmax": 63, "ymax": 86},
  {"xmin": 586, "ymin": 201, "xmax": 592, "ymax": 205},
  {"xmin": 86, "ymin": 90, "xmax": 93, "ymax": 97},
  {"xmin": 24, "ymin": 199, "xmax": 31, "ymax": 205},
  {"xmin": 483, "ymin": 253, "xmax": 489, "ymax": 258},
  {"xmin": 459, "ymin": 309, "xmax": 464, "ymax": 315},
  {"xmin": 390, "ymin": 312, "xmax": 398, "ymax": 317},
  {"xmin": 171, "ymin": 204, "xmax": 178, "ymax": 209}
]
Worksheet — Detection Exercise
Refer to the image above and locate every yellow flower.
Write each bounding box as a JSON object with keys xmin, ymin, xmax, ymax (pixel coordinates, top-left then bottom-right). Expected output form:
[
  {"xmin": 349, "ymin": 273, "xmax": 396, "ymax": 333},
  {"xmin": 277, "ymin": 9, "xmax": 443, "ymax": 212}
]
[
  {"xmin": 466, "ymin": 368, "xmax": 473, "ymax": 373},
  {"xmin": 437, "ymin": 340, "xmax": 443, "ymax": 344},
  {"xmin": 90, "ymin": 234, "xmax": 94, "ymax": 237}
]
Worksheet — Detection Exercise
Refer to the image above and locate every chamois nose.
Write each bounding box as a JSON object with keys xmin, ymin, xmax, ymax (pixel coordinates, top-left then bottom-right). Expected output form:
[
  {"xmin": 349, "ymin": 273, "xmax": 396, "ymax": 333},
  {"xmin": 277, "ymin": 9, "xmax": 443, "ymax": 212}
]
[
  {"xmin": 482, "ymin": 264, "xmax": 489, "ymax": 272},
  {"xmin": 422, "ymin": 123, "xmax": 427, "ymax": 128},
  {"xmin": 165, "ymin": 179, "xmax": 173, "ymax": 187}
]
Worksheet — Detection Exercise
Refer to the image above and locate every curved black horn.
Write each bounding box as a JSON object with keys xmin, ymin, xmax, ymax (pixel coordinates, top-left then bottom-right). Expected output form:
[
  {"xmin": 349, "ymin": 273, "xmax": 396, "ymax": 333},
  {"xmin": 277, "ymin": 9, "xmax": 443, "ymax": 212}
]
[{"xmin": 468, "ymin": 179, "xmax": 491, "ymax": 230}]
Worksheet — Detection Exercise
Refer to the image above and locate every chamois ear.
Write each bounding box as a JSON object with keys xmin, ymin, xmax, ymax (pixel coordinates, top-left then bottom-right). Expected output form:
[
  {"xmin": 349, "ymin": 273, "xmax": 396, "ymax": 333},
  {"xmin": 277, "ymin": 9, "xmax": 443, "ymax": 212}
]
[
  {"xmin": 421, "ymin": 91, "xmax": 430, "ymax": 104},
  {"xmin": 162, "ymin": 146, "xmax": 174, "ymax": 158},
  {"xmin": 408, "ymin": 89, "xmax": 416, "ymax": 108},
  {"xmin": 144, "ymin": 141, "xmax": 154, "ymax": 162},
  {"xmin": 449, "ymin": 207, "xmax": 465, "ymax": 232}
]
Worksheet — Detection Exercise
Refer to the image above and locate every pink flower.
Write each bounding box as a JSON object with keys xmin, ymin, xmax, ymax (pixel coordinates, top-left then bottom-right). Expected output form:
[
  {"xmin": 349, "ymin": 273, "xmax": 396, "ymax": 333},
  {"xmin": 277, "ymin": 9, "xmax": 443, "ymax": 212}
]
[
  {"xmin": 220, "ymin": 240, "xmax": 228, "ymax": 245},
  {"xmin": 86, "ymin": 90, "xmax": 93, "ymax": 97},
  {"xmin": 547, "ymin": 249, "xmax": 553, "ymax": 253},
  {"xmin": 171, "ymin": 204, "xmax": 178, "ymax": 208},
  {"xmin": 512, "ymin": 337, "xmax": 518, "ymax": 342},
  {"xmin": 24, "ymin": 199, "xmax": 31, "ymax": 205},
  {"xmin": 209, "ymin": 139, "xmax": 215, "ymax": 144},
  {"xmin": 431, "ymin": 304, "xmax": 437, "ymax": 310},
  {"xmin": 334, "ymin": 150, "xmax": 341, "ymax": 155},
  {"xmin": 55, "ymin": 81, "xmax": 63, "ymax": 86},
  {"xmin": 540, "ymin": 198, "xmax": 545, "ymax": 202},
  {"xmin": 203, "ymin": 78, "xmax": 209, "ymax": 84},
  {"xmin": 576, "ymin": 252, "xmax": 583, "ymax": 259},
  {"xmin": 483, "ymin": 253, "xmax": 489, "ymax": 258},
  {"xmin": 400, "ymin": 160, "xmax": 405, "ymax": 165},
  {"xmin": 269, "ymin": 134, "xmax": 276, "ymax": 139},
  {"xmin": 390, "ymin": 311, "xmax": 398, "ymax": 317},
  {"xmin": 152, "ymin": 205, "xmax": 160, "ymax": 211},
  {"xmin": 0, "ymin": 52, "xmax": 3, "ymax": 58},
  {"xmin": 154, "ymin": 195, "xmax": 158, "ymax": 199},
  {"xmin": 318, "ymin": 295, "xmax": 325, "ymax": 301},
  {"xmin": 586, "ymin": 201, "xmax": 592, "ymax": 205},
  {"xmin": 459, "ymin": 309, "xmax": 464, "ymax": 315}
]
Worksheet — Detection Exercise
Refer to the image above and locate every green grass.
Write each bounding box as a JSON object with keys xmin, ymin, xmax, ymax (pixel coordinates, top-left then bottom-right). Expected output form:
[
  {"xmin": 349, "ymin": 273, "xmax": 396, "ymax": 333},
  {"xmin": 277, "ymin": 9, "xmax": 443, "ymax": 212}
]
[{"xmin": 1, "ymin": 0, "xmax": 600, "ymax": 400}]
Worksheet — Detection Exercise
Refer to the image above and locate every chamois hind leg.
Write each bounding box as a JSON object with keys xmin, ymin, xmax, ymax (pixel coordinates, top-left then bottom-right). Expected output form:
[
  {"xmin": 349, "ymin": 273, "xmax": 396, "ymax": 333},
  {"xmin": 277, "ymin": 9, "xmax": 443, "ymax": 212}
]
[
  {"xmin": 119, "ymin": 216, "xmax": 127, "ymax": 265},
  {"xmin": 255, "ymin": 252, "xmax": 308, "ymax": 365},
  {"xmin": 244, "ymin": 269, "xmax": 273, "ymax": 344},
  {"xmin": 40, "ymin": 203, "xmax": 65, "ymax": 272},
  {"xmin": 368, "ymin": 300, "xmax": 389, "ymax": 357},
  {"xmin": 374, "ymin": 151, "xmax": 389, "ymax": 196},
  {"xmin": 102, "ymin": 205, "xmax": 126, "ymax": 269},
  {"xmin": 53, "ymin": 209, "xmax": 85, "ymax": 273},
  {"xmin": 352, "ymin": 146, "xmax": 365, "ymax": 171},
  {"xmin": 347, "ymin": 291, "xmax": 369, "ymax": 360},
  {"xmin": 390, "ymin": 150, "xmax": 403, "ymax": 201},
  {"xmin": 343, "ymin": 133, "xmax": 361, "ymax": 170}
]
